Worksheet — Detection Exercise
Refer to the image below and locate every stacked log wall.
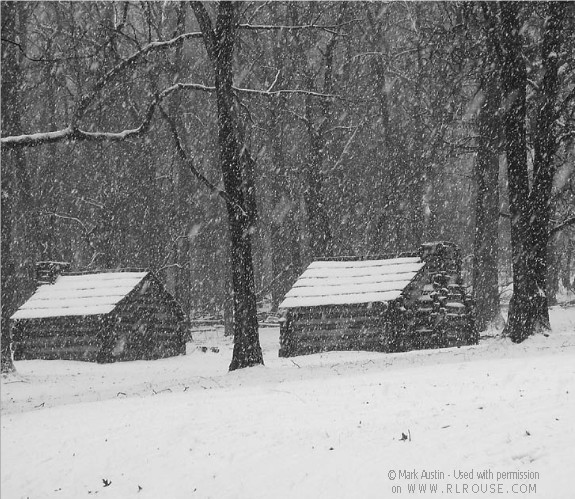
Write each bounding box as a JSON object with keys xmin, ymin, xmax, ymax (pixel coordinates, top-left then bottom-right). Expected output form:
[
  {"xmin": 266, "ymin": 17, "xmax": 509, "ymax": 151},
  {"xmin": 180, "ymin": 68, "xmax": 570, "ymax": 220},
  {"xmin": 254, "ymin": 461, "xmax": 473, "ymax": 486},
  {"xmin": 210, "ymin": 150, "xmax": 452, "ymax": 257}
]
[
  {"xmin": 107, "ymin": 276, "xmax": 187, "ymax": 361},
  {"xmin": 279, "ymin": 242, "xmax": 477, "ymax": 358},
  {"xmin": 11, "ymin": 315, "xmax": 109, "ymax": 361},
  {"xmin": 407, "ymin": 242, "xmax": 477, "ymax": 349},
  {"xmin": 11, "ymin": 274, "xmax": 188, "ymax": 363},
  {"xmin": 279, "ymin": 302, "xmax": 408, "ymax": 357}
]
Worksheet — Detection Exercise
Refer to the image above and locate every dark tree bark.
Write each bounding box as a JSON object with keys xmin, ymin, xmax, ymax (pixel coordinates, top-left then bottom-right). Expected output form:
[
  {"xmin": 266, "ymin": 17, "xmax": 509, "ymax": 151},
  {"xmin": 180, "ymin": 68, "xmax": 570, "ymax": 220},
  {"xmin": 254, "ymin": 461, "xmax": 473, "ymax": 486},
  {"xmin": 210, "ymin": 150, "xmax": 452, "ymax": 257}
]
[
  {"xmin": 193, "ymin": 1, "xmax": 263, "ymax": 369},
  {"xmin": 1, "ymin": 1, "xmax": 23, "ymax": 373},
  {"xmin": 546, "ymin": 234, "xmax": 560, "ymax": 306},
  {"xmin": 301, "ymin": 59, "xmax": 335, "ymax": 257},
  {"xmin": 291, "ymin": 3, "xmax": 343, "ymax": 259},
  {"xmin": 528, "ymin": 2, "xmax": 565, "ymax": 325},
  {"xmin": 500, "ymin": 2, "xmax": 533, "ymax": 342},
  {"xmin": 223, "ymin": 271, "xmax": 234, "ymax": 337},
  {"xmin": 473, "ymin": 10, "xmax": 501, "ymax": 331},
  {"xmin": 562, "ymin": 239, "xmax": 573, "ymax": 292},
  {"xmin": 303, "ymin": 114, "xmax": 332, "ymax": 258},
  {"xmin": 500, "ymin": 2, "xmax": 565, "ymax": 341},
  {"xmin": 269, "ymin": 102, "xmax": 301, "ymax": 309}
]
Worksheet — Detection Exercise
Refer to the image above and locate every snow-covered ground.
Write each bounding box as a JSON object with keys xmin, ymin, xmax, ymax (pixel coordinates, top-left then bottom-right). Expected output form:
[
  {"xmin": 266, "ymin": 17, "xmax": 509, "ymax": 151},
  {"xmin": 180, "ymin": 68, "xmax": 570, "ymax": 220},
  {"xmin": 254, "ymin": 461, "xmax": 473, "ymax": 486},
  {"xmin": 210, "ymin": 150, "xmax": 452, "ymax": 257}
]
[{"xmin": 2, "ymin": 306, "xmax": 574, "ymax": 499}]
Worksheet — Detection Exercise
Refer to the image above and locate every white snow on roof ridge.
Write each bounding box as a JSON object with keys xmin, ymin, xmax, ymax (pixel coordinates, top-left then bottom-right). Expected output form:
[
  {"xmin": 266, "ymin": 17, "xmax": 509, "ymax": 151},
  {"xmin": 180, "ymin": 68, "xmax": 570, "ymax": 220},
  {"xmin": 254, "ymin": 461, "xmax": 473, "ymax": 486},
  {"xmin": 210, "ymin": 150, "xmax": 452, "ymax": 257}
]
[
  {"xmin": 279, "ymin": 257, "xmax": 424, "ymax": 309},
  {"xmin": 308, "ymin": 256, "xmax": 420, "ymax": 269},
  {"xmin": 11, "ymin": 271, "xmax": 149, "ymax": 320},
  {"xmin": 292, "ymin": 273, "xmax": 420, "ymax": 288}
]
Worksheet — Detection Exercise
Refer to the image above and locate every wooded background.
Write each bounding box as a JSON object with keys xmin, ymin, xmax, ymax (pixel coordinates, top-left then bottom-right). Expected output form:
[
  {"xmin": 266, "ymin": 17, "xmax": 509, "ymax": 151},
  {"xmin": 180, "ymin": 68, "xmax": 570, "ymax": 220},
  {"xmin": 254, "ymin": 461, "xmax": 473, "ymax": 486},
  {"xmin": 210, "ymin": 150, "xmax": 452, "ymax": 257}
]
[{"xmin": 2, "ymin": 2, "xmax": 574, "ymax": 366}]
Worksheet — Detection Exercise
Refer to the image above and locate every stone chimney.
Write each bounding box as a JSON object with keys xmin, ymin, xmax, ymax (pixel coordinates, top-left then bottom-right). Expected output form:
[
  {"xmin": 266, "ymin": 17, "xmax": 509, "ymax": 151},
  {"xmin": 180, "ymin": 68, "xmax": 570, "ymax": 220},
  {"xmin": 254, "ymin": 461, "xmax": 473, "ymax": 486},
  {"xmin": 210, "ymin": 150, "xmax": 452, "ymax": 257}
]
[{"xmin": 35, "ymin": 261, "xmax": 71, "ymax": 285}]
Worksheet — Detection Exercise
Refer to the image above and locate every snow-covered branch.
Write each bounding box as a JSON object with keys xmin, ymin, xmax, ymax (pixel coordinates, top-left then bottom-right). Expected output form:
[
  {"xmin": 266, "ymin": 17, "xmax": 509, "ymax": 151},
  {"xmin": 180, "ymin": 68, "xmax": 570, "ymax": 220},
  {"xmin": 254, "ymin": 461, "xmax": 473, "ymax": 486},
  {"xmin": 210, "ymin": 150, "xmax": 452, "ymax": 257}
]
[
  {"xmin": 234, "ymin": 86, "xmax": 337, "ymax": 99},
  {"xmin": 331, "ymin": 121, "xmax": 365, "ymax": 172},
  {"xmin": 3, "ymin": 125, "xmax": 153, "ymax": 148},
  {"xmin": 238, "ymin": 20, "xmax": 358, "ymax": 32},
  {"xmin": 266, "ymin": 70, "xmax": 281, "ymax": 93},
  {"xmin": 158, "ymin": 263, "xmax": 187, "ymax": 272},
  {"xmin": 72, "ymin": 30, "xmax": 203, "ymax": 125},
  {"xmin": 1, "ymin": 81, "xmax": 201, "ymax": 148},
  {"xmin": 159, "ymin": 234, "xmax": 192, "ymax": 272},
  {"xmin": 1, "ymin": 77, "xmax": 339, "ymax": 148},
  {"xmin": 2, "ymin": 98, "xmax": 158, "ymax": 148}
]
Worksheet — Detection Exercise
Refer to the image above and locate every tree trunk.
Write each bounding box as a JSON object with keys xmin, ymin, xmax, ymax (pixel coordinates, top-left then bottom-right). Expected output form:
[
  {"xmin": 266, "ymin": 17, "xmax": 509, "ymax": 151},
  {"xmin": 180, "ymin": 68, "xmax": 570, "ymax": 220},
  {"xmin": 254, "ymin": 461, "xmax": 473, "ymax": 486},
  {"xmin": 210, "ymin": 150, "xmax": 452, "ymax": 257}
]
[
  {"xmin": 546, "ymin": 234, "xmax": 560, "ymax": 306},
  {"xmin": 561, "ymin": 238, "xmax": 573, "ymax": 292},
  {"xmin": 1, "ymin": 1, "xmax": 23, "ymax": 373},
  {"xmin": 210, "ymin": 2, "xmax": 263, "ymax": 369},
  {"xmin": 500, "ymin": 2, "xmax": 564, "ymax": 341},
  {"xmin": 269, "ymin": 104, "xmax": 301, "ymax": 309},
  {"xmin": 300, "ymin": 22, "xmax": 338, "ymax": 260},
  {"xmin": 528, "ymin": 2, "xmax": 565, "ymax": 326},
  {"xmin": 304, "ymin": 121, "xmax": 332, "ymax": 259},
  {"xmin": 223, "ymin": 243, "xmax": 233, "ymax": 337},
  {"xmin": 473, "ymin": 47, "xmax": 501, "ymax": 331},
  {"xmin": 500, "ymin": 2, "xmax": 533, "ymax": 342}
]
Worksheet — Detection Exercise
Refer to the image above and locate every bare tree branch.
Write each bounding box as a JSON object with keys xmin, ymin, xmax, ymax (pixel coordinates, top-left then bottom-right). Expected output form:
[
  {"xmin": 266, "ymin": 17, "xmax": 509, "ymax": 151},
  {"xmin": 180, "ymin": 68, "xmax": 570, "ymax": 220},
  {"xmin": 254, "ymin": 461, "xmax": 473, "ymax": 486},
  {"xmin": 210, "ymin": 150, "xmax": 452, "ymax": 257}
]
[
  {"xmin": 557, "ymin": 85, "xmax": 575, "ymax": 116},
  {"xmin": 159, "ymin": 234, "xmax": 191, "ymax": 271},
  {"xmin": 40, "ymin": 212, "xmax": 96, "ymax": 262},
  {"xmin": 238, "ymin": 20, "xmax": 359, "ymax": 32},
  {"xmin": 190, "ymin": 2, "xmax": 216, "ymax": 60},
  {"xmin": 1, "ymin": 36, "xmax": 111, "ymax": 63},
  {"xmin": 331, "ymin": 120, "xmax": 365, "ymax": 171},
  {"xmin": 1, "ymin": 123, "xmax": 160, "ymax": 148},
  {"xmin": 1, "ymin": 82, "xmax": 167, "ymax": 148},
  {"xmin": 557, "ymin": 130, "xmax": 575, "ymax": 145},
  {"xmin": 1, "ymin": 78, "xmax": 340, "ymax": 148},
  {"xmin": 157, "ymin": 105, "xmax": 246, "ymax": 216},
  {"xmin": 72, "ymin": 30, "xmax": 203, "ymax": 125},
  {"xmin": 41, "ymin": 211, "xmax": 91, "ymax": 233},
  {"xmin": 267, "ymin": 69, "xmax": 281, "ymax": 93},
  {"xmin": 284, "ymin": 107, "xmax": 311, "ymax": 125},
  {"xmin": 549, "ymin": 215, "xmax": 575, "ymax": 236},
  {"xmin": 158, "ymin": 262, "xmax": 187, "ymax": 272},
  {"xmin": 234, "ymin": 86, "xmax": 337, "ymax": 99}
]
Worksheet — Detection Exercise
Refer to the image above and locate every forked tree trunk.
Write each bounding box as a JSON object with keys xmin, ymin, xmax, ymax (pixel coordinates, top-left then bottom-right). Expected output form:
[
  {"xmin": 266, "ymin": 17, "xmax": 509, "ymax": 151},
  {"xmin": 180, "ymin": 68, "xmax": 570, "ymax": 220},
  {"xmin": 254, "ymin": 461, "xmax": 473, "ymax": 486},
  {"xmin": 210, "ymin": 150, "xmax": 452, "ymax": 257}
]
[{"xmin": 500, "ymin": 2, "xmax": 564, "ymax": 341}]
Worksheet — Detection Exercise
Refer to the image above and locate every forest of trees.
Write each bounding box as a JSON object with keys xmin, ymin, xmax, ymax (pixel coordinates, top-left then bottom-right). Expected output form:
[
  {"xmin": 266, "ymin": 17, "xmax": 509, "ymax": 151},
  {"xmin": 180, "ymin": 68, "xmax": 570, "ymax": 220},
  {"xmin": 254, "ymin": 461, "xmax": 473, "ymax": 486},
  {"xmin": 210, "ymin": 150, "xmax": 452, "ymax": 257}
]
[{"xmin": 2, "ymin": 1, "xmax": 574, "ymax": 371}]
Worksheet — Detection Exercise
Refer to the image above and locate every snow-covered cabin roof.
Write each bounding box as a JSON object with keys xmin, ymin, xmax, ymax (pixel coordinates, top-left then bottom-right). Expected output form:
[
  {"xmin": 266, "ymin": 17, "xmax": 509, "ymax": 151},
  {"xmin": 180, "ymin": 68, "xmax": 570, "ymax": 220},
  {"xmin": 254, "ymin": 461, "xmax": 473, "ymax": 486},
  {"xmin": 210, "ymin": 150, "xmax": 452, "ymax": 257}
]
[
  {"xmin": 11, "ymin": 272, "xmax": 149, "ymax": 320},
  {"xmin": 279, "ymin": 257, "xmax": 424, "ymax": 309}
]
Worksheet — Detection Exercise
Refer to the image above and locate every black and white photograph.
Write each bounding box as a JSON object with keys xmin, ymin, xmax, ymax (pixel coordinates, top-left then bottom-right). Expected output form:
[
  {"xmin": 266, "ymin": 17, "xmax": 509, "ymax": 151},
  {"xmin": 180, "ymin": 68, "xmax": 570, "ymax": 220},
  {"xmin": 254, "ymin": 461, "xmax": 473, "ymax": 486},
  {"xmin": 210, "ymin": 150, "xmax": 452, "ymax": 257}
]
[{"xmin": 1, "ymin": 1, "xmax": 574, "ymax": 497}]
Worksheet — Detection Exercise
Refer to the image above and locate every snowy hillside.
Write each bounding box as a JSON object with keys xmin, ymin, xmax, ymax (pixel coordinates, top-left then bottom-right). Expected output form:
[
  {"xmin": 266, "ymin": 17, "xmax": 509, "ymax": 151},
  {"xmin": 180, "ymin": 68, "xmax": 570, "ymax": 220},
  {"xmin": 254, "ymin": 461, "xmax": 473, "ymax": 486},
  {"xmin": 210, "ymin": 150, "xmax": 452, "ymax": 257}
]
[{"xmin": 2, "ymin": 306, "xmax": 574, "ymax": 499}]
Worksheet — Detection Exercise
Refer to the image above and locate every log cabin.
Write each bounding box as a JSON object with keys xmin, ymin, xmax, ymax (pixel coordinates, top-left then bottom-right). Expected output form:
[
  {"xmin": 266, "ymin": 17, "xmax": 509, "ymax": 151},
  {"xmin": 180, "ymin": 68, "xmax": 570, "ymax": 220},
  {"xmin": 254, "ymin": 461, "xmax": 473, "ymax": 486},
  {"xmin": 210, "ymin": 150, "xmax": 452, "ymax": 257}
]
[
  {"xmin": 278, "ymin": 242, "xmax": 477, "ymax": 357},
  {"xmin": 10, "ymin": 262, "xmax": 187, "ymax": 363}
]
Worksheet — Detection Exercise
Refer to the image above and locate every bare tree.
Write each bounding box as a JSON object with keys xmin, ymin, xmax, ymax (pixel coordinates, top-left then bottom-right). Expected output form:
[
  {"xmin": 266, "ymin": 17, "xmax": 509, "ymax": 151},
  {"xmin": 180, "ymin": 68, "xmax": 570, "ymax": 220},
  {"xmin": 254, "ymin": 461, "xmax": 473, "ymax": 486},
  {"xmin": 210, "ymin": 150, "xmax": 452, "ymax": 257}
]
[
  {"xmin": 1, "ymin": 1, "xmax": 21, "ymax": 373},
  {"xmin": 472, "ymin": 3, "xmax": 502, "ymax": 330},
  {"xmin": 190, "ymin": 1, "xmax": 263, "ymax": 369},
  {"xmin": 497, "ymin": 2, "xmax": 567, "ymax": 341}
]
